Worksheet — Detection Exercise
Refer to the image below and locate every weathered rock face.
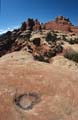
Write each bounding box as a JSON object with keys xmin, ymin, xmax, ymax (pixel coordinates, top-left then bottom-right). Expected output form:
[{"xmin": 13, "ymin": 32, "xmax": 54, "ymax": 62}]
[
  {"xmin": 21, "ymin": 22, "xmax": 27, "ymax": 31},
  {"xmin": 23, "ymin": 19, "xmax": 41, "ymax": 31},
  {"xmin": 44, "ymin": 21, "xmax": 71, "ymax": 32},
  {"xmin": 0, "ymin": 28, "xmax": 64, "ymax": 63},
  {"xmin": 0, "ymin": 31, "xmax": 16, "ymax": 56},
  {"xmin": 0, "ymin": 29, "xmax": 22, "ymax": 56},
  {"xmin": 44, "ymin": 16, "xmax": 73, "ymax": 32},
  {"xmin": 55, "ymin": 16, "xmax": 72, "ymax": 25},
  {"xmin": 26, "ymin": 18, "xmax": 35, "ymax": 30},
  {"xmin": 0, "ymin": 27, "xmax": 78, "ymax": 63},
  {"xmin": 71, "ymin": 26, "xmax": 78, "ymax": 33},
  {"xmin": 20, "ymin": 16, "xmax": 78, "ymax": 33},
  {"xmin": 43, "ymin": 16, "xmax": 78, "ymax": 33},
  {"xmin": 33, "ymin": 19, "xmax": 41, "ymax": 31},
  {"xmin": 0, "ymin": 16, "xmax": 78, "ymax": 63}
]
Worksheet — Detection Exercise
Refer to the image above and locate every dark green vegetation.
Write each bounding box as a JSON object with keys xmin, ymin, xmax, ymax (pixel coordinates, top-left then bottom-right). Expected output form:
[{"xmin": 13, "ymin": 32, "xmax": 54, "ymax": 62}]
[
  {"xmin": 46, "ymin": 32, "xmax": 56, "ymax": 42},
  {"xmin": 64, "ymin": 49, "xmax": 78, "ymax": 63}
]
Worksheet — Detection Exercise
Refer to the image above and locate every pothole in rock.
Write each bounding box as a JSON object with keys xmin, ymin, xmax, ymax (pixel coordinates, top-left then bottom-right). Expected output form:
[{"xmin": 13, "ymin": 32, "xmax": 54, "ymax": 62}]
[{"xmin": 14, "ymin": 92, "xmax": 40, "ymax": 110}]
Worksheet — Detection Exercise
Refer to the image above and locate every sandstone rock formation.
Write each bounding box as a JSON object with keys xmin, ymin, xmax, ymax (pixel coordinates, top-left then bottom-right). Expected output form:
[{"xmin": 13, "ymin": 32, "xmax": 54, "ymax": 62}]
[
  {"xmin": 0, "ymin": 19, "xmax": 78, "ymax": 62},
  {"xmin": 0, "ymin": 16, "xmax": 78, "ymax": 120},
  {"xmin": 33, "ymin": 19, "xmax": 41, "ymax": 31},
  {"xmin": 0, "ymin": 27, "xmax": 64, "ymax": 62},
  {"xmin": 20, "ymin": 16, "xmax": 78, "ymax": 33},
  {"xmin": 44, "ymin": 16, "xmax": 72, "ymax": 32}
]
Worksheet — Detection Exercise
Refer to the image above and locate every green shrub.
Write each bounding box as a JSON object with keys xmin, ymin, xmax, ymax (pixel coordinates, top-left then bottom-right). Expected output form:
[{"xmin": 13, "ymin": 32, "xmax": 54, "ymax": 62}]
[
  {"xmin": 46, "ymin": 32, "xmax": 56, "ymax": 42},
  {"xmin": 64, "ymin": 48, "xmax": 78, "ymax": 63},
  {"xmin": 34, "ymin": 55, "xmax": 49, "ymax": 63},
  {"xmin": 68, "ymin": 39, "xmax": 78, "ymax": 45},
  {"xmin": 63, "ymin": 37, "xmax": 78, "ymax": 45}
]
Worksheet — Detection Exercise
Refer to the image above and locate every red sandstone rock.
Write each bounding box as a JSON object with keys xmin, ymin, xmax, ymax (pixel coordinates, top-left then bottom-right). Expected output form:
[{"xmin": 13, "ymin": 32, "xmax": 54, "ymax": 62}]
[
  {"xmin": 33, "ymin": 19, "xmax": 41, "ymax": 31},
  {"xmin": 20, "ymin": 16, "xmax": 78, "ymax": 33},
  {"xmin": 44, "ymin": 16, "xmax": 73, "ymax": 32},
  {"xmin": 26, "ymin": 18, "xmax": 35, "ymax": 30}
]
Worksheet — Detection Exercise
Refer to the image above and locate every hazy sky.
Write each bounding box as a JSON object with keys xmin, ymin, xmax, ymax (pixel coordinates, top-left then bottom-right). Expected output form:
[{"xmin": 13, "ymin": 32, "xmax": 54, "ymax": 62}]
[{"xmin": 0, "ymin": 0, "xmax": 78, "ymax": 33}]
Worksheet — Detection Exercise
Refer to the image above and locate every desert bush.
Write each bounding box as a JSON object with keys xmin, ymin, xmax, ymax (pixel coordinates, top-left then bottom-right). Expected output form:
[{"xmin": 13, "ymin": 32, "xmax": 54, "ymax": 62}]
[
  {"xmin": 34, "ymin": 55, "xmax": 49, "ymax": 63},
  {"xmin": 54, "ymin": 44, "xmax": 63, "ymax": 53},
  {"xmin": 69, "ymin": 38, "xmax": 78, "ymax": 45},
  {"xmin": 62, "ymin": 35, "xmax": 67, "ymax": 41},
  {"xmin": 32, "ymin": 38, "xmax": 41, "ymax": 46},
  {"xmin": 46, "ymin": 32, "xmax": 56, "ymax": 42},
  {"xmin": 63, "ymin": 36, "xmax": 78, "ymax": 45},
  {"xmin": 64, "ymin": 48, "xmax": 78, "ymax": 63}
]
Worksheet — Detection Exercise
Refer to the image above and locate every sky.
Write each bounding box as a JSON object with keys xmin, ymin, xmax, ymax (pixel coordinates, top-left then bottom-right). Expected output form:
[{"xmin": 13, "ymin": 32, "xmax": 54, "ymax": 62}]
[{"xmin": 0, "ymin": 0, "xmax": 78, "ymax": 34}]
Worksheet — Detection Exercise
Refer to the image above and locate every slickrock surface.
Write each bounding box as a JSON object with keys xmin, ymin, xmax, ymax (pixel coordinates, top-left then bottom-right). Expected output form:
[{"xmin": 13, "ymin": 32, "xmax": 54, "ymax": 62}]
[{"xmin": 0, "ymin": 51, "xmax": 78, "ymax": 120}]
